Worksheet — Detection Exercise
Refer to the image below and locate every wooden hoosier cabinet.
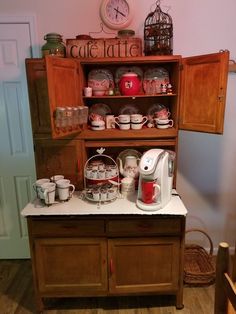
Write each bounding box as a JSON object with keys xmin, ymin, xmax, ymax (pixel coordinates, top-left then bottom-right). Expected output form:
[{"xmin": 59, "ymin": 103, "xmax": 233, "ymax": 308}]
[{"xmin": 24, "ymin": 50, "xmax": 229, "ymax": 313}]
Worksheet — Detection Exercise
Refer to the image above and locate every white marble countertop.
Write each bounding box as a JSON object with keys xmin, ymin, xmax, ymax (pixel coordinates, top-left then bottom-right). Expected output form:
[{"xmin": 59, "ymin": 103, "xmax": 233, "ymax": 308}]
[{"xmin": 21, "ymin": 190, "xmax": 187, "ymax": 217}]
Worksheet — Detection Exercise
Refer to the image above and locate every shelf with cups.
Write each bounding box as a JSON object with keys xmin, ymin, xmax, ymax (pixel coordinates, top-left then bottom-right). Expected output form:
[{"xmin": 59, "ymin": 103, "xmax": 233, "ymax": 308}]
[
  {"xmin": 82, "ymin": 94, "xmax": 177, "ymax": 99},
  {"xmin": 80, "ymin": 127, "xmax": 178, "ymax": 140}
]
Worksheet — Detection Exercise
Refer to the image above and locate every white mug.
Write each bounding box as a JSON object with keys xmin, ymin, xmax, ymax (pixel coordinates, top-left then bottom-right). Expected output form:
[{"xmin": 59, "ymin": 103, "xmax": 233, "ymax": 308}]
[
  {"xmin": 92, "ymin": 189, "xmax": 100, "ymax": 201},
  {"xmin": 50, "ymin": 175, "xmax": 64, "ymax": 197},
  {"xmin": 33, "ymin": 178, "xmax": 50, "ymax": 199},
  {"xmin": 121, "ymin": 177, "xmax": 135, "ymax": 196},
  {"xmin": 90, "ymin": 169, "xmax": 98, "ymax": 179},
  {"xmin": 131, "ymin": 114, "xmax": 148, "ymax": 130},
  {"xmin": 50, "ymin": 175, "xmax": 64, "ymax": 183},
  {"xmin": 97, "ymin": 169, "xmax": 106, "ymax": 179},
  {"xmin": 56, "ymin": 179, "xmax": 75, "ymax": 201},
  {"xmin": 155, "ymin": 118, "xmax": 174, "ymax": 129},
  {"xmin": 106, "ymin": 115, "xmax": 115, "ymax": 129},
  {"xmin": 40, "ymin": 182, "xmax": 56, "ymax": 205},
  {"xmin": 114, "ymin": 114, "xmax": 130, "ymax": 130},
  {"xmin": 100, "ymin": 189, "xmax": 108, "ymax": 201},
  {"xmin": 107, "ymin": 187, "xmax": 117, "ymax": 200},
  {"xmin": 84, "ymin": 86, "xmax": 92, "ymax": 97}
]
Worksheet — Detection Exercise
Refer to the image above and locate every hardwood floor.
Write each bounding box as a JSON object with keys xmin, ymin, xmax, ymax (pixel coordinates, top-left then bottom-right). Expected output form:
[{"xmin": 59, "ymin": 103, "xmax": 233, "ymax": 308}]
[{"xmin": 0, "ymin": 259, "xmax": 215, "ymax": 314}]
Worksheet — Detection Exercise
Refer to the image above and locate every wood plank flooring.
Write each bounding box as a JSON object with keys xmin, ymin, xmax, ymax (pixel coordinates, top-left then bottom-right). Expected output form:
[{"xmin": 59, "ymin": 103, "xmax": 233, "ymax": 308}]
[{"xmin": 0, "ymin": 259, "xmax": 215, "ymax": 314}]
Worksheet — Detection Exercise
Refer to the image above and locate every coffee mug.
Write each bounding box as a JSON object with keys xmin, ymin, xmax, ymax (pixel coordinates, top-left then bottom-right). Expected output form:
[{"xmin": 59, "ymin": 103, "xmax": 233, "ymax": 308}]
[
  {"xmin": 97, "ymin": 169, "xmax": 106, "ymax": 179},
  {"xmin": 114, "ymin": 114, "xmax": 130, "ymax": 130},
  {"xmin": 50, "ymin": 175, "xmax": 64, "ymax": 183},
  {"xmin": 130, "ymin": 114, "xmax": 148, "ymax": 130},
  {"xmin": 40, "ymin": 182, "xmax": 56, "ymax": 205},
  {"xmin": 56, "ymin": 179, "xmax": 75, "ymax": 201},
  {"xmin": 155, "ymin": 118, "xmax": 174, "ymax": 129},
  {"xmin": 100, "ymin": 188, "xmax": 108, "ymax": 201},
  {"xmin": 141, "ymin": 180, "xmax": 160, "ymax": 204},
  {"xmin": 107, "ymin": 187, "xmax": 117, "ymax": 200},
  {"xmin": 106, "ymin": 115, "xmax": 115, "ymax": 129},
  {"xmin": 92, "ymin": 189, "xmax": 100, "ymax": 201},
  {"xmin": 33, "ymin": 178, "xmax": 50, "ymax": 199},
  {"xmin": 121, "ymin": 177, "xmax": 135, "ymax": 196},
  {"xmin": 84, "ymin": 86, "xmax": 92, "ymax": 97}
]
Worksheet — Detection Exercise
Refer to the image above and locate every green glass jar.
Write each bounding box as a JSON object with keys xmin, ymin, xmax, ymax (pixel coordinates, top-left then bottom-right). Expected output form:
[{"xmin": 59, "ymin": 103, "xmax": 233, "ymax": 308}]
[{"xmin": 41, "ymin": 33, "xmax": 66, "ymax": 57}]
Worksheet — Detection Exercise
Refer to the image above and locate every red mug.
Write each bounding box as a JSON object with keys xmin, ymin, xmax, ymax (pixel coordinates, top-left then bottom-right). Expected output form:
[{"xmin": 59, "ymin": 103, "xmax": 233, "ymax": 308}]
[{"xmin": 141, "ymin": 180, "xmax": 160, "ymax": 204}]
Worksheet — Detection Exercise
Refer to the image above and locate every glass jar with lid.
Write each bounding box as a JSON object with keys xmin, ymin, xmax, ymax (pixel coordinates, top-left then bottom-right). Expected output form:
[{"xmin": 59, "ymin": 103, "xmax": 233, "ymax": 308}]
[{"xmin": 41, "ymin": 33, "xmax": 66, "ymax": 57}]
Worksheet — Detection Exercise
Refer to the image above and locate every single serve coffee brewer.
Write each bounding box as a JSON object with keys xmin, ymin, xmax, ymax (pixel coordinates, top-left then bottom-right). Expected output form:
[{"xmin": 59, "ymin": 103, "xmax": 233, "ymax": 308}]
[{"xmin": 136, "ymin": 149, "xmax": 175, "ymax": 211}]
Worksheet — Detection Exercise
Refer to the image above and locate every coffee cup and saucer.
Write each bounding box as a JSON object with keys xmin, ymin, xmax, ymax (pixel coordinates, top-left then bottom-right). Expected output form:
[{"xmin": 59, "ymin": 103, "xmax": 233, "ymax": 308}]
[{"xmin": 91, "ymin": 120, "xmax": 105, "ymax": 130}]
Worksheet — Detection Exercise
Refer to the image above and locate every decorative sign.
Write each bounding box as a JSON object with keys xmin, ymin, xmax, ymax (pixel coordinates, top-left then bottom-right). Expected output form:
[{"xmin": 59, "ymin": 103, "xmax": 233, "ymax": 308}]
[{"xmin": 66, "ymin": 38, "xmax": 142, "ymax": 59}]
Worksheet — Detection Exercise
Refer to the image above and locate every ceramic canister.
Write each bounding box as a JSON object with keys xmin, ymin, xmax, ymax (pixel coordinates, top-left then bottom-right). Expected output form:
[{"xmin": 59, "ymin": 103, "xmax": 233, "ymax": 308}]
[{"xmin": 119, "ymin": 72, "xmax": 141, "ymax": 96}]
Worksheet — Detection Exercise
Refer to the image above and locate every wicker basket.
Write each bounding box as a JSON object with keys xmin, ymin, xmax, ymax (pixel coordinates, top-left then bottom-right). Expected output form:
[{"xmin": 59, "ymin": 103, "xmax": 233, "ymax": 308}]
[{"xmin": 184, "ymin": 229, "xmax": 216, "ymax": 286}]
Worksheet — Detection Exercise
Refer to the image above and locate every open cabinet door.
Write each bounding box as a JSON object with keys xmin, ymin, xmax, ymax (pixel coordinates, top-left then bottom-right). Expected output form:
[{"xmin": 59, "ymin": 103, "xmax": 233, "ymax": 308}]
[
  {"xmin": 179, "ymin": 50, "xmax": 229, "ymax": 134},
  {"xmin": 45, "ymin": 56, "xmax": 81, "ymax": 139}
]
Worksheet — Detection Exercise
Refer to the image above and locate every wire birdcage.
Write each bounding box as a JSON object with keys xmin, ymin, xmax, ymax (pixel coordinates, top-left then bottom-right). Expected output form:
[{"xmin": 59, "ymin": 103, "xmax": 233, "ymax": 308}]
[{"xmin": 144, "ymin": 1, "xmax": 173, "ymax": 56}]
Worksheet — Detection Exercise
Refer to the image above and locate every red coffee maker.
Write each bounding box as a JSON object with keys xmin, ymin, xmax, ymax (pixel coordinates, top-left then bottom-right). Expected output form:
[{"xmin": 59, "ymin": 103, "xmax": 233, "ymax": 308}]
[{"xmin": 136, "ymin": 149, "xmax": 175, "ymax": 211}]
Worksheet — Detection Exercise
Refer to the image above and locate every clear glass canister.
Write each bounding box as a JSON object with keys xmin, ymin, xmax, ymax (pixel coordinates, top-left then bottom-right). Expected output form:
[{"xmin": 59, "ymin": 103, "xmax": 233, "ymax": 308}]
[{"xmin": 42, "ymin": 33, "xmax": 66, "ymax": 57}]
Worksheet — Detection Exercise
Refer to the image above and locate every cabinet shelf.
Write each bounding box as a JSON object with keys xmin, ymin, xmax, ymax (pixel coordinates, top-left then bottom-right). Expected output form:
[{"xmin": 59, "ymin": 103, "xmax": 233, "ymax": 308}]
[
  {"xmin": 79, "ymin": 127, "xmax": 178, "ymax": 140},
  {"xmin": 83, "ymin": 94, "xmax": 177, "ymax": 100}
]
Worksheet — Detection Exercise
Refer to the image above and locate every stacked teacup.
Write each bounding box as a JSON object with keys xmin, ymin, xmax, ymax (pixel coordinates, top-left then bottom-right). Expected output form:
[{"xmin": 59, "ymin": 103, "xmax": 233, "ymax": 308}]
[
  {"xmin": 154, "ymin": 107, "xmax": 174, "ymax": 129},
  {"xmin": 114, "ymin": 114, "xmax": 147, "ymax": 130}
]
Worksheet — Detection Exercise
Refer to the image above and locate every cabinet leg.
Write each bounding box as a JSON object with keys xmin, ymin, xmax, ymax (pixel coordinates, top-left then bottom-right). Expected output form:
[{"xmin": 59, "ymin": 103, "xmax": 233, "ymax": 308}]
[
  {"xmin": 35, "ymin": 295, "xmax": 44, "ymax": 314},
  {"xmin": 176, "ymin": 291, "xmax": 184, "ymax": 309}
]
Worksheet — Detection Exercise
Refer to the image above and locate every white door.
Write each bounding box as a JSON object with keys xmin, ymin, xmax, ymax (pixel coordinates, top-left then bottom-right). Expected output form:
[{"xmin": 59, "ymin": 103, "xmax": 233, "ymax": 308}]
[{"xmin": 0, "ymin": 19, "xmax": 37, "ymax": 258}]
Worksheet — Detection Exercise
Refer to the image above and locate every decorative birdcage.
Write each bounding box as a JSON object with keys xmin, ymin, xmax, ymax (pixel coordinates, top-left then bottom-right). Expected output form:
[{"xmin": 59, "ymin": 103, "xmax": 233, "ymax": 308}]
[{"xmin": 144, "ymin": 1, "xmax": 173, "ymax": 56}]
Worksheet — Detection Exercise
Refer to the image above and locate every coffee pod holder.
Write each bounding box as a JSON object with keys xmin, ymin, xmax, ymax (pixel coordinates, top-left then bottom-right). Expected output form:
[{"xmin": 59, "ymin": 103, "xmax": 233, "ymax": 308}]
[{"xmin": 83, "ymin": 148, "xmax": 120, "ymax": 205}]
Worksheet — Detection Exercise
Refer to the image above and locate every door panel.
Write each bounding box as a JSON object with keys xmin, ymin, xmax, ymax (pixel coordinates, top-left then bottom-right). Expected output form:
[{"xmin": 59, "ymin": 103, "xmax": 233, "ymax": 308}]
[
  {"xmin": 0, "ymin": 21, "xmax": 36, "ymax": 258},
  {"xmin": 34, "ymin": 238, "xmax": 108, "ymax": 295},
  {"xmin": 25, "ymin": 59, "xmax": 51, "ymax": 135},
  {"xmin": 45, "ymin": 56, "xmax": 81, "ymax": 139},
  {"xmin": 108, "ymin": 237, "xmax": 180, "ymax": 294},
  {"xmin": 179, "ymin": 51, "xmax": 229, "ymax": 134}
]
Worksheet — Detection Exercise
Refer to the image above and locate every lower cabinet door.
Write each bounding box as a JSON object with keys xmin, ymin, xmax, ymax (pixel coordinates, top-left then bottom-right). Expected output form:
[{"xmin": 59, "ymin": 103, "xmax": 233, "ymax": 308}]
[
  {"xmin": 34, "ymin": 238, "xmax": 108, "ymax": 296},
  {"xmin": 108, "ymin": 237, "xmax": 180, "ymax": 294}
]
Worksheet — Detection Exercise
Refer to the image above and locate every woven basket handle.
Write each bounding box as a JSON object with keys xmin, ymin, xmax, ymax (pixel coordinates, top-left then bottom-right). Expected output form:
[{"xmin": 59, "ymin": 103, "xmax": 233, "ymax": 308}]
[{"xmin": 185, "ymin": 228, "xmax": 214, "ymax": 256}]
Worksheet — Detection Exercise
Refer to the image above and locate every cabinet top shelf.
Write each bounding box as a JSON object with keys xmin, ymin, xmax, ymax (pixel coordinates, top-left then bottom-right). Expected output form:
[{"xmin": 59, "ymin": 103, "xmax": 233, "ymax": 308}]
[
  {"xmin": 79, "ymin": 55, "xmax": 182, "ymax": 65},
  {"xmin": 83, "ymin": 94, "xmax": 177, "ymax": 99}
]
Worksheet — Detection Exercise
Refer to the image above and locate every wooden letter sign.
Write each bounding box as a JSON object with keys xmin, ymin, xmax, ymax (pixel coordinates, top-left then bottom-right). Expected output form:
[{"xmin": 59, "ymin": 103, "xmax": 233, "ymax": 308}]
[{"xmin": 66, "ymin": 38, "xmax": 142, "ymax": 58}]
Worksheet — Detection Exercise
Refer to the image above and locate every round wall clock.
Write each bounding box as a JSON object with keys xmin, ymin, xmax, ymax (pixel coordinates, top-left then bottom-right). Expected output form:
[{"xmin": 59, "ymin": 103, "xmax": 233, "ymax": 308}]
[{"xmin": 100, "ymin": 0, "xmax": 134, "ymax": 30}]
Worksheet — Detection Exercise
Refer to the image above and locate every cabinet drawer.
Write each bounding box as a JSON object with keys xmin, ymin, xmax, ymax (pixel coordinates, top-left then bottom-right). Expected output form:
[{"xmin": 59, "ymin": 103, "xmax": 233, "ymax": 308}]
[
  {"xmin": 107, "ymin": 217, "xmax": 182, "ymax": 236},
  {"xmin": 30, "ymin": 218, "xmax": 105, "ymax": 237}
]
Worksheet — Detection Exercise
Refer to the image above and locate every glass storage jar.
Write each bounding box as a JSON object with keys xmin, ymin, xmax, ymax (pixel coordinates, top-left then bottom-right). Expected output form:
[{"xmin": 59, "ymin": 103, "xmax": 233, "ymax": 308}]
[{"xmin": 41, "ymin": 33, "xmax": 66, "ymax": 57}]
